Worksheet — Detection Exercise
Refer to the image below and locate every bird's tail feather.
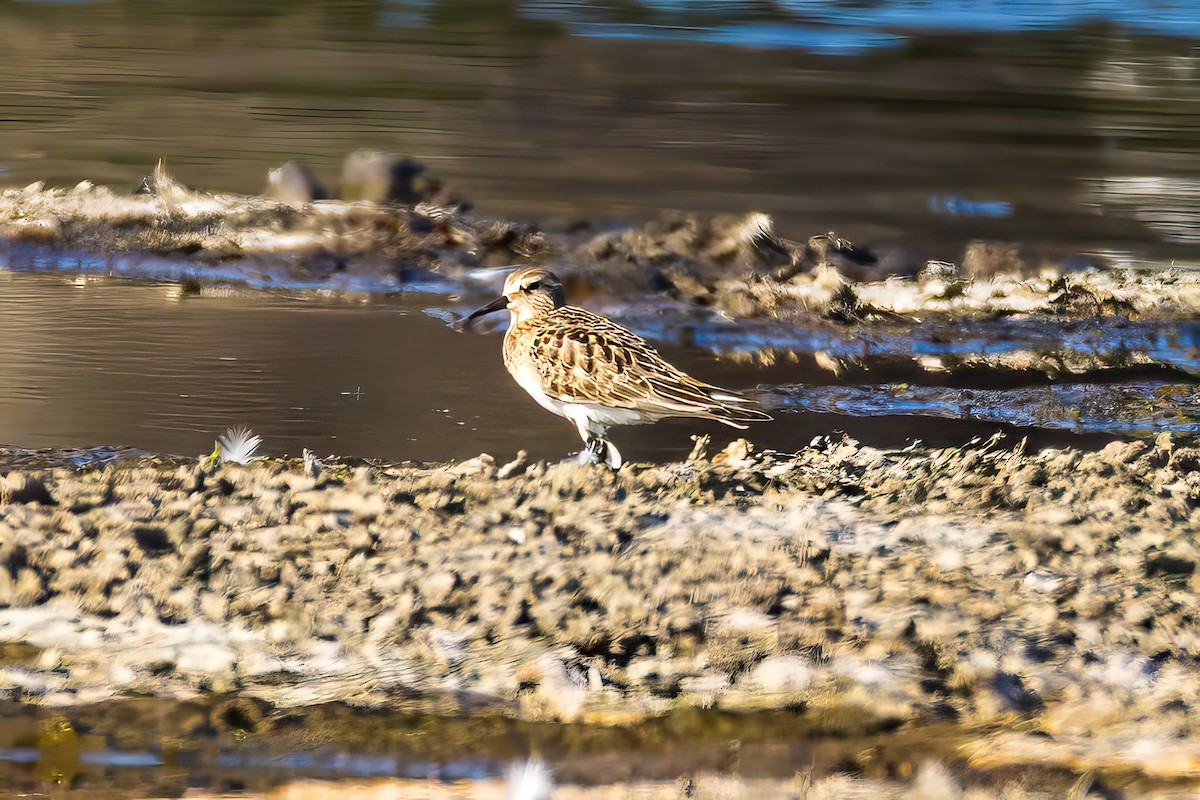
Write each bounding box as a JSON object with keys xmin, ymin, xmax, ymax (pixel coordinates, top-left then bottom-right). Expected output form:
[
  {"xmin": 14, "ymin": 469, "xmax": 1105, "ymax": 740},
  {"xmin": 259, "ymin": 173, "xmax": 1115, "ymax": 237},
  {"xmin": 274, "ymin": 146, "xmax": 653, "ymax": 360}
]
[
  {"xmin": 642, "ymin": 380, "xmax": 773, "ymax": 426},
  {"xmin": 708, "ymin": 404, "xmax": 773, "ymax": 426}
]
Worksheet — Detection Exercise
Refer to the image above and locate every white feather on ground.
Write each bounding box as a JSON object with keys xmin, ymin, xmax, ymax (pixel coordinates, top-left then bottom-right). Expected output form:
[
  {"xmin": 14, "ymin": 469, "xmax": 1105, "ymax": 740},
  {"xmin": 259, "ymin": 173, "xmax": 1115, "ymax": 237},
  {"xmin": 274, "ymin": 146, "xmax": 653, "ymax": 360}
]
[
  {"xmin": 216, "ymin": 426, "xmax": 263, "ymax": 464},
  {"xmin": 507, "ymin": 757, "xmax": 554, "ymax": 800}
]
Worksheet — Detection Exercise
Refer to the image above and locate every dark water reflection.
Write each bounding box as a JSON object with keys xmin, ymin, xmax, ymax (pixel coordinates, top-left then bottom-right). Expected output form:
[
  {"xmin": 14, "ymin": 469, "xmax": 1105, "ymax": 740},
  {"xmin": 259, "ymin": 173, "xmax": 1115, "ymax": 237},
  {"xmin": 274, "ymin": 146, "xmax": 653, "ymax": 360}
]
[
  {"xmin": 3, "ymin": 272, "xmax": 1117, "ymax": 464},
  {"xmin": 2, "ymin": 2, "xmax": 1200, "ymax": 266},
  {"xmin": 0, "ymin": 700, "xmax": 1096, "ymax": 799}
]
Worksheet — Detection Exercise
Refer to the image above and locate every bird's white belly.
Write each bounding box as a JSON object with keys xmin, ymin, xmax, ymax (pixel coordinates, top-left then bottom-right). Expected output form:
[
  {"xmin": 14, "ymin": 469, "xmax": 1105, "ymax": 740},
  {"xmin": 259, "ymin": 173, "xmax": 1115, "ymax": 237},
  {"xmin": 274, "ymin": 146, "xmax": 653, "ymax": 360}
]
[{"xmin": 512, "ymin": 364, "xmax": 645, "ymax": 436}]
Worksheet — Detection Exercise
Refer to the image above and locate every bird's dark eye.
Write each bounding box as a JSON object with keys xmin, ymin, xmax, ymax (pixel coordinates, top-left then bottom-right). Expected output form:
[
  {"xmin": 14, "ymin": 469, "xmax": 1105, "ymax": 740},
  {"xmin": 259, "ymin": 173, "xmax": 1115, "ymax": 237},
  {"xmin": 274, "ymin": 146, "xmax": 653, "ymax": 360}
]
[{"xmin": 525, "ymin": 280, "xmax": 542, "ymax": 291}]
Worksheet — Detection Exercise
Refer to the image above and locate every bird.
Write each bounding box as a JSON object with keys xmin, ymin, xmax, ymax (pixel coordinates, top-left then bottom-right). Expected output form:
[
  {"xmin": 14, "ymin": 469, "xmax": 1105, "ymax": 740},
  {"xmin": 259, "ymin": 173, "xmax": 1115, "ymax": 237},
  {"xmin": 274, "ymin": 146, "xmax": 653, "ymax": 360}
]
[{"xmin": 462, "ymin": 267, "xmax": 771, "ymax": 468}]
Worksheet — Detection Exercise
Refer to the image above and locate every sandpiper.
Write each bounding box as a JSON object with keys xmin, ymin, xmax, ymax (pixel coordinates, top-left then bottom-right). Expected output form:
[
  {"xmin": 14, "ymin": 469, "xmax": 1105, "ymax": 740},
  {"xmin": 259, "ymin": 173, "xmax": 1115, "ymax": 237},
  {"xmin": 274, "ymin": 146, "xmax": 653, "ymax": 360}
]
[{"xmin": 463, "ymin": 267, "xmax": 770, "ymax": 468}]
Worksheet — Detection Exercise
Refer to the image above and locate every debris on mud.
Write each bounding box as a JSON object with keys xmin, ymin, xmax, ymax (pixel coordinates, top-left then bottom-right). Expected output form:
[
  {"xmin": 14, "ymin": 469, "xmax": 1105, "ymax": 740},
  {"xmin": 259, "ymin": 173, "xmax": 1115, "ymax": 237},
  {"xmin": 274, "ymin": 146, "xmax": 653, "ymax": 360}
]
[
  {"xmin": 1, "ymin": 433, "xmax": 1199, "ymax": 779},
  {"xmin": 3, "ymin": 169, "xmax": 1200, "ymax": 327}
]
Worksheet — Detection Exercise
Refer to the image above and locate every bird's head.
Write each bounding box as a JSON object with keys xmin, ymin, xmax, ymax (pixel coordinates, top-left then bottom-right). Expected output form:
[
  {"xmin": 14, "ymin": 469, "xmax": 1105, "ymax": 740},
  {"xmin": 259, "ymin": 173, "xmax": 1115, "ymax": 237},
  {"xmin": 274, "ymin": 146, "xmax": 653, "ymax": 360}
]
[{"xmin": 463, "ymin": 267, "xmax": 566, "ymax": 328}]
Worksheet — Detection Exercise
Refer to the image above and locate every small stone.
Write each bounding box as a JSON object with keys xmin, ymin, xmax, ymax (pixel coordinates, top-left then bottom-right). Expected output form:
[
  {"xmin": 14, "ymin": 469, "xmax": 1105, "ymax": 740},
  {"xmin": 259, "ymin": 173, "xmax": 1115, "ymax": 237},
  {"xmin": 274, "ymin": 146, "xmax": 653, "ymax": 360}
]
[
  {"xmin": 215, "ymin": 504, "xmax": 252, "ymax": 527},
  {"xmin": 175, "ymin": 643, "xmax": 236, "ymax": 676},
  {"xmin": 742, "ymin": 655, "xmax": 814, "ymax": 693},
  {"xmin": 497, "ymin": 451, "xmax": 529, "ymax": 479},
  {"xmin": 712, "ymin": 439, "xmax": 754, "ymax": 467},
  {"xmin": 448, "ymin": 454, "xmax": 496, "ymax": 478},
  {"xmin": 423, "ymin": 572, "xmax": 459, "ymax": 607},
  {"xmin": 1023, "ymin": 568, "xmax": 1064, "ymax": 593},
  {"xmin": 901, "ymin": 760, "xmax": 961, "ymax": 800}
]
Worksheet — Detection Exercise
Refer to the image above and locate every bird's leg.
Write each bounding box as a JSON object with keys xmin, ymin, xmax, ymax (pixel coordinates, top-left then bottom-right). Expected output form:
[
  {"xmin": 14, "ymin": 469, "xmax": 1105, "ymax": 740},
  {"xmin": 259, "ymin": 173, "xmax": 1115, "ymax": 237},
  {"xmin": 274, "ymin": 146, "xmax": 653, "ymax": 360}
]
[
  {"xmin": 567, "ymin": 419, "xmax": 622, "ymax": 469},
  {"xmin": 578, "ymin": 437, "xmax": 622, "ymax": 469}
]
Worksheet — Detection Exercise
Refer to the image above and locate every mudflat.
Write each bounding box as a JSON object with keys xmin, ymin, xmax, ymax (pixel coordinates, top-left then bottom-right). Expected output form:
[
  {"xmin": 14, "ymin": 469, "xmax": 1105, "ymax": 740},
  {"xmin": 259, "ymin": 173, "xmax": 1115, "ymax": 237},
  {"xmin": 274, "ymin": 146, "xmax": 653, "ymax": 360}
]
[{"xmin": 1, "ymin": 431, "xmax": 1198, "ymax": 782}]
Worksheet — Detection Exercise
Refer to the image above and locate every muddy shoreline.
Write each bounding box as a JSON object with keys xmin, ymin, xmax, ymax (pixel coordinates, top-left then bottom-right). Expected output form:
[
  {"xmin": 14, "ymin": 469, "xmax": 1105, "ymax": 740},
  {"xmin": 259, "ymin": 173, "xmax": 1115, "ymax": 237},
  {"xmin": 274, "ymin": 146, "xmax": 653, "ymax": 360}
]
[
  {"xmin": 4, "ymin": 176, "xmax": 1200, "ymax": 397},
  {"xmin": 3, "ymin": 179, "xmax": 1200, "ymax": 326},
  {"xmin": 1, "ymin": 433, "xmax": 1199, "ymax": 783}
]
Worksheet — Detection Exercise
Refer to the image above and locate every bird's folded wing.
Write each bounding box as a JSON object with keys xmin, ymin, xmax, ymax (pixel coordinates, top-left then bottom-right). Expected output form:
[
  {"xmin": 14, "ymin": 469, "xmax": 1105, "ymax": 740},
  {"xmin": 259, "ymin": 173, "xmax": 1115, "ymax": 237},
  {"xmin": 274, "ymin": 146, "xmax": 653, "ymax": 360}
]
[{"xmin": 529, "ymin": 309, "xmax": 758, "ymax": 417}]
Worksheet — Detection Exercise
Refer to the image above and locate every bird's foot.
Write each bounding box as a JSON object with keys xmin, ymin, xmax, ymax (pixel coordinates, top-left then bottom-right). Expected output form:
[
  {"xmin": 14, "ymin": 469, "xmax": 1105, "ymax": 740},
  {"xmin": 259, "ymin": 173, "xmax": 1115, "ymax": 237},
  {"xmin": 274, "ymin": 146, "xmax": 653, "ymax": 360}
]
[
  {"xmin": 573, "ymin": 437, "xmax": 622, "ymax": 470},
  {"xmin": 560, "ymin": 445, "xmax": 599, "ymax": 466}
]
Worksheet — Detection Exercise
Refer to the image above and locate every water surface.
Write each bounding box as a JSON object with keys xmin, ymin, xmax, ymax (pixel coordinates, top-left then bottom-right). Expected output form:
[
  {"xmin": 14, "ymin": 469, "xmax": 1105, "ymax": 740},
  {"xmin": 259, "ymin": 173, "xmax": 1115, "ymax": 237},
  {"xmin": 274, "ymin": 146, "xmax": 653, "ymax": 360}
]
[
  {"xmin": 0, "ymin": 699, "xmax": 1126, "ymax": 799},
  {"xmin": 2, "ymin": 1, "xmax": 1200, "ymax": 267},
  {"xmin": 2, "ymin": 271, "xmax": 1194, "ymax": 463}
]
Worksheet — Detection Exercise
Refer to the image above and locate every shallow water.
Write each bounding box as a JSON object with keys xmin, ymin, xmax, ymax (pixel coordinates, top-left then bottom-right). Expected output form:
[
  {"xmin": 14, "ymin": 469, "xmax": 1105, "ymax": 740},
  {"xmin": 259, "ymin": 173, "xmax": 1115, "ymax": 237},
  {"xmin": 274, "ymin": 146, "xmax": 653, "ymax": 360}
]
[
  {"xmin": 0, "ymin": 270, "xmax": 1170, "ymax": 464},
  {"xmin": 3, "ymin": 2, "xmax": 1200, "ymax": 268},
  {"xmin": 773, "ymin": 381, "xmax": 1200, "ymax": 435},
  {"xmin": 0, "ymin": 699, "xmax": 1116, "ymax": 799}
]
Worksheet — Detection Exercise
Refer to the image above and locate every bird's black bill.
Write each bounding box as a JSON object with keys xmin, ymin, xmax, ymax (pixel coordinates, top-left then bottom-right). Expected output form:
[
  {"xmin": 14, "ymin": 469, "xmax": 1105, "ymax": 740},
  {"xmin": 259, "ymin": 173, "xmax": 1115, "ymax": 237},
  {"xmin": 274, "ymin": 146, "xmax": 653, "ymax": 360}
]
[{"xmin": 461, "ymin": 295, "xmax": 509, "ymax": 330}]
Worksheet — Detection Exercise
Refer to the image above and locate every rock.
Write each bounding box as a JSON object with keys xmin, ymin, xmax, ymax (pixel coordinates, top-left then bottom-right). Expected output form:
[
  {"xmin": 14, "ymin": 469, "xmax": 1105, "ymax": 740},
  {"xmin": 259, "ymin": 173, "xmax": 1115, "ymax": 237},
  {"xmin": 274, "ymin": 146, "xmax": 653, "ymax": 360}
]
[
  {"xmin": 447, "ymin": 454, "xmax": 496, "ymax": 478},
  {"xmin": 989, "ymin": 671, "xmax": 1044, "ymax": 713},
  {"xmin": 340, "ymin": 150, "xmax": 437, "ymax": 204},
  {"xmin": 497, "ymin": 451, "xmax": 529, "ymax": 479},
  {"xmin": 1022, "ymin": 568, "xmax": 1066, "ymax": 594},
  {"xmin": 422, "ymin": 572, "xmax": 459, "ymax": 608},
  {"xmin": 962, "ymin": 240, "xmax": 1042, "ymax": 278},
  {"xmin": 711, "ymin": 439, "xmax": 755, "ymax": 468},
  {"xmin": 1146, "ymin": 548, "xmax": 1197, "ymax": 578},
  {"xmin": 0, "ymin": 473, "xmax": 54, "ymax": 505},
  {"xmin": 215, "ymin": 504, "xmax": 252, "ymax": 527},
  {"xmin": 265, "ymin": 161, "xmax": 327, "ymax": 205},
  {"xmin": 132, "ymin": 526, "xmax": 173, "ymax": 556}
]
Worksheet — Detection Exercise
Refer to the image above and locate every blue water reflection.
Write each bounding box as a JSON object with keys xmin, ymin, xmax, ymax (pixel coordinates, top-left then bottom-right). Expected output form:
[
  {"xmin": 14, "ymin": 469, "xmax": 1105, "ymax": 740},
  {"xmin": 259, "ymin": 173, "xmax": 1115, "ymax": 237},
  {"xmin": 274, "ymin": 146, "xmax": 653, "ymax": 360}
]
[
  {"xmin": 508, "ymin": 0, "xmax": 1200, "ymax": 50},
  {"xmin": 574, "ymin": 21, "xmax": 905, "ymax": 54}
]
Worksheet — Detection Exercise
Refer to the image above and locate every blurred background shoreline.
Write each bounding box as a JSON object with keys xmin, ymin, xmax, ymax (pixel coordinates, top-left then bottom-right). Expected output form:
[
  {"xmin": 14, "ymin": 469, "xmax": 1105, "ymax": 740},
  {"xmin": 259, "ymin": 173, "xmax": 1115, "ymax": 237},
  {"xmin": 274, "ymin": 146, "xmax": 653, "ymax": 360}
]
[{"xmin": 2, "ymin": 0, "xmax": 1200, "ymax": 268}]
